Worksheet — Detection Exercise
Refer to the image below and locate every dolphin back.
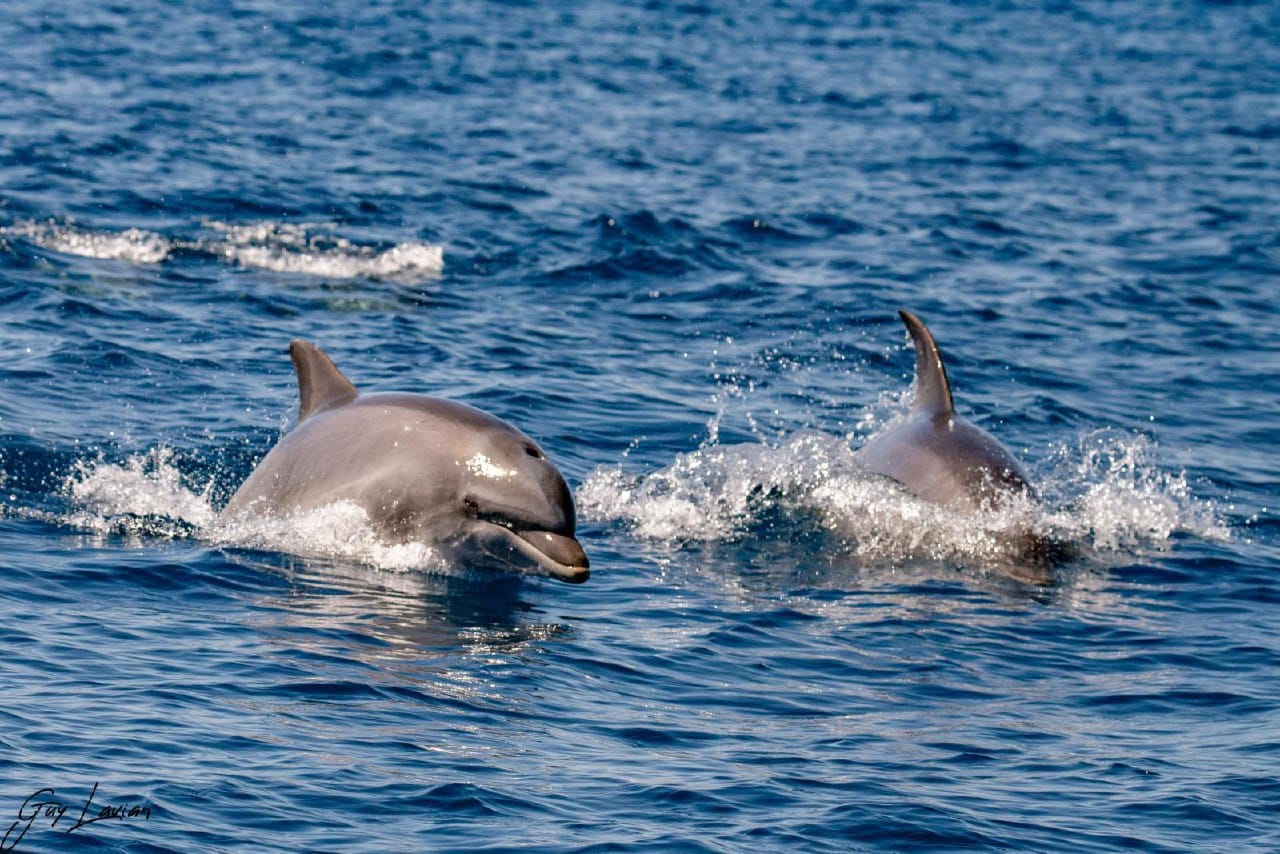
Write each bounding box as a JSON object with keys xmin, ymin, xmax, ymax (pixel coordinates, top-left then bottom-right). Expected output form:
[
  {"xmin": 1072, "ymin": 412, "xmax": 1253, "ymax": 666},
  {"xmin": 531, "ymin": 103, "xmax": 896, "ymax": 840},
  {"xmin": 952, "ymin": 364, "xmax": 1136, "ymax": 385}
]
[{"xmin": 860, "ymin": 310, "xmax": 1035, "ymax": 509}]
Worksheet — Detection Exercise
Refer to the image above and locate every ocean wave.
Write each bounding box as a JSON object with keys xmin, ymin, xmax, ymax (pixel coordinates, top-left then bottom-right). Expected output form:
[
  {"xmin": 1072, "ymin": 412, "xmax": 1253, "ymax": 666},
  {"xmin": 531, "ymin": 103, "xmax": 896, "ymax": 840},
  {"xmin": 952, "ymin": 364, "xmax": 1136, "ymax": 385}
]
[{"xmin": 2, "ymin": 218, "xmax": 444, "ymax": 281}]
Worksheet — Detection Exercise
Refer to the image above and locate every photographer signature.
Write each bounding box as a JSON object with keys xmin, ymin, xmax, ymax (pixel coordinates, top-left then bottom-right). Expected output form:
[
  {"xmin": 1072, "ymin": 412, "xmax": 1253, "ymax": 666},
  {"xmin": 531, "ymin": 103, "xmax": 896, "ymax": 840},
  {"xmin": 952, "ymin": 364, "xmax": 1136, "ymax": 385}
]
[{"xmin": 1, "ymin": 783, "xmax": 151, "ymax": 852}]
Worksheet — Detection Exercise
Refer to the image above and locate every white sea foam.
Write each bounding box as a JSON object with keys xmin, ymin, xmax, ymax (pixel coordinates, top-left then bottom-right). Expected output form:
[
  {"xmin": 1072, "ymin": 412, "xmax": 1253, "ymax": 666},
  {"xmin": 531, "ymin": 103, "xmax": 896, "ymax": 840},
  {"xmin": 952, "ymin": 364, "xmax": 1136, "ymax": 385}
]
[
  {"xmin": 3, "ymin": 218, "xmax": 444, "ymax": 281},
  {"xmin": 211, "ymin": 501, "xmax": 448, "ymax": 573},
  {"xmin": 55, "ymin": 428, "xmax": 1229, "ymax": 579},
  {"xmin": 578, "ymin": 428, "xmax": 1229, "ymax": 569},
  {"xmin": 205, "ymin": 221, "xmax": 444, "ymax": 279},
  {"xmin": 61, "ymin": 448, "xmax": 446, "ymax": 572},
  {"xmin": 4, "ymin": 220, "xmax": 172, "ymax": 264},
  {"xmin": 1042, "ymin": 431, "xmax": 1231, "ymax": 549}
]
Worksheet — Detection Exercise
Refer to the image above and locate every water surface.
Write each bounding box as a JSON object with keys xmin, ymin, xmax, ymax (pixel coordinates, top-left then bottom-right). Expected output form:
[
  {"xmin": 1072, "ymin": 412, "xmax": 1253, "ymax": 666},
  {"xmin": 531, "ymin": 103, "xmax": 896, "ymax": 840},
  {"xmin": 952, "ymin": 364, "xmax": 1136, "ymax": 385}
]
[{"xmin": 1, "ymin": 1, "xmax": 1276, "ymax": 851}]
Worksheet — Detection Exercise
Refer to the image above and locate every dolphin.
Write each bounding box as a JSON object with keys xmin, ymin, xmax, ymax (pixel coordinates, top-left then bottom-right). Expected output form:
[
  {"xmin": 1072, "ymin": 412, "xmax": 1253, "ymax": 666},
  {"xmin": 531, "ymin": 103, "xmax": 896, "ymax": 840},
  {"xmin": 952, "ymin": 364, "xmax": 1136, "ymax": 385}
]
[
  {"xmin": 219, "ymin": 341, "xmax": 589, "ymax": 583},
  {"xmin": 858, "ymin": 310, "xmax": 1060, "ymax": 577},
  {"xmin": 858, "ymin": 310, "xmax": 1035, "ymax": 509}
]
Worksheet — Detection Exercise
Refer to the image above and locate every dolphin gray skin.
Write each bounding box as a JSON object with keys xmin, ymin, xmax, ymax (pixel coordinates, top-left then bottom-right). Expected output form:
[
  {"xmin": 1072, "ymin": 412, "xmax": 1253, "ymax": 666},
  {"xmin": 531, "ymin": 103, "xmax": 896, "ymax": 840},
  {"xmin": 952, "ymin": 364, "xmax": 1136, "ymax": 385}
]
[
  {"xmin": 220, "ymin": 341, "xmax": 589, "ymax": 583},
  {"xmin": 858, "ymin": 310, "xmax": 1035, "ymax": 510}
]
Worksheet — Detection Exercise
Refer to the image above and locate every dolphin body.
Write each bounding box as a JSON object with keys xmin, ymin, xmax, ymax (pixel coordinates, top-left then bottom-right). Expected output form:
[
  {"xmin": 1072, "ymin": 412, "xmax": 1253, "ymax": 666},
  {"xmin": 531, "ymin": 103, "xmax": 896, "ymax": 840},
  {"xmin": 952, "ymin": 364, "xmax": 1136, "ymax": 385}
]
[
  {"xmin": 859, "ymin": 310, "xmax": 1058, "ymax": 577},
  {"xmin": 219, "ymin": 341, "xmax": 589, "ymax": 583}
]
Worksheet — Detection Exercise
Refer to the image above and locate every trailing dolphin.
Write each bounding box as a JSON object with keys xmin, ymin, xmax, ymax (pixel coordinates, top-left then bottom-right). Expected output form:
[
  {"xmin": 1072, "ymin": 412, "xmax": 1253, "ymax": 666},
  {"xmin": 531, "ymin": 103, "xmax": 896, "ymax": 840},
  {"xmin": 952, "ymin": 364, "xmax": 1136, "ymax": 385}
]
[
  {"xmin": 219, "ymin": 341, "xmax": 589, "ymax": 583},
  {"xmin": 859, "ymin": 310, "xmax": 1060, "ymax": 577},
  {"xmin": 859, "ymin": 310, "xmax": 1035, "ymax": 508}
]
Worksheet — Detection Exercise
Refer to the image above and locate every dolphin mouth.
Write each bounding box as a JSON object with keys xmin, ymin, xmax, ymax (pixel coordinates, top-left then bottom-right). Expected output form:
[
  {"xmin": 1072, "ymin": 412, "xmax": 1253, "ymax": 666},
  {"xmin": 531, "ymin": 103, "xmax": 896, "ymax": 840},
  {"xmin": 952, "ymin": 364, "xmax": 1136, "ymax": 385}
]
[
  {"xmin": 471, "ymin": 520, "xmax": 590, "ymax": 583},
  {"xmin": 512, "ymin": 529, "xmax": 590, "ymax": 583}
]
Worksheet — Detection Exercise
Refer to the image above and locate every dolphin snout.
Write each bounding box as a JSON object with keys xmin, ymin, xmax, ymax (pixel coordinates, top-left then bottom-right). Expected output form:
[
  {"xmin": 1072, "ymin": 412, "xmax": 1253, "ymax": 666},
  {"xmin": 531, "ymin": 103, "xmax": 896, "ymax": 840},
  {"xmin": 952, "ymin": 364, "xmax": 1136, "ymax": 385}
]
[{"xmin": 516, "ymin": 530, "xmax": 590, "ymax": 583}]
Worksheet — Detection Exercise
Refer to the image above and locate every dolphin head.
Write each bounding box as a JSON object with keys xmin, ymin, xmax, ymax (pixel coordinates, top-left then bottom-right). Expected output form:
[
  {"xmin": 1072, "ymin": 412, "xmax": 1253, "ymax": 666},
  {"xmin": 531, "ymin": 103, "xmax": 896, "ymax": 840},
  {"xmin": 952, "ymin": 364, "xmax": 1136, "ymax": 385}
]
[
  {"xmin": 349, "ymin": 393, "xmax": 591, "ymax": 583},
  {"xmin": 450, "ymin": 414, "xmax": 590, "ymax": 583}
]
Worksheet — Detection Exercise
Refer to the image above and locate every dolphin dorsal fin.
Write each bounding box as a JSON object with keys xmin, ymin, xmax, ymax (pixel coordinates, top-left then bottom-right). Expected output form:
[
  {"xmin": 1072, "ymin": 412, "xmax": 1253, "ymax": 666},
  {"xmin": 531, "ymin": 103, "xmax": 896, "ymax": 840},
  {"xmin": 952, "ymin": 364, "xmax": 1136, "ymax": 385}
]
[
  {"xmin": 289, "ymin": 340, "xmax": 358, "ymax": 423},
  {"xmin": 899, "ymin": 310, "xmax": 954, "ymax": 416}
]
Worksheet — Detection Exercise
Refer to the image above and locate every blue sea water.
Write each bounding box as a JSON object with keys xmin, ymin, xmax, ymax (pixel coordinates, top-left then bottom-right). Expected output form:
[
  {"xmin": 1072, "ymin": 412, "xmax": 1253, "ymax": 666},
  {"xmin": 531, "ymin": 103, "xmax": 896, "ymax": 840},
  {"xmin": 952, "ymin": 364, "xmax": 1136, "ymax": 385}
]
[{"xmin": 1, "ymin": 0, "xmax": 1277, "ymax": 850}]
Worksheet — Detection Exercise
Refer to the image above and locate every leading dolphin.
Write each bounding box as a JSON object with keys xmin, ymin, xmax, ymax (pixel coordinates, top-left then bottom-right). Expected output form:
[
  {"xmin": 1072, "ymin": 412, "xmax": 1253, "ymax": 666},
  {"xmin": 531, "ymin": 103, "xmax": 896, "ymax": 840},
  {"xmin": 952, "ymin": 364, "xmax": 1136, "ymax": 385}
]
[{"xmin": 219, "ymin": 341, "xmax": 589, "ymax": 583}]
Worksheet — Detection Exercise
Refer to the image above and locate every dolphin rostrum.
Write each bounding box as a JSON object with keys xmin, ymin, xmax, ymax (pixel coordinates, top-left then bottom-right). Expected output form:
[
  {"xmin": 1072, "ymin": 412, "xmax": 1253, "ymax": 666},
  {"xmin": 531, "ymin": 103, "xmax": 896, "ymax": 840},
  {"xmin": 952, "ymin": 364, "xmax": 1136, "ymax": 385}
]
[
  {"xmin": 219, "ymin": 341, "xmax": 589, "ymax": 583},
  {"xmin": 859, "ymin": 310, "xmax": 1036, "ymax": 511}
]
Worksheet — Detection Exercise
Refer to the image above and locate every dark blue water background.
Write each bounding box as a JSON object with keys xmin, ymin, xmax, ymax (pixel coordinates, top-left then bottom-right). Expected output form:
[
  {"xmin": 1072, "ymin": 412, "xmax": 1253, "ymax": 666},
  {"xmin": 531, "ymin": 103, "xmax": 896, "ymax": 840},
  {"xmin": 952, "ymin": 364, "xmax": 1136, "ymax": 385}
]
[{"xmin": 1, "ymin": 1, "xmax": 1277, "ymax": 850}]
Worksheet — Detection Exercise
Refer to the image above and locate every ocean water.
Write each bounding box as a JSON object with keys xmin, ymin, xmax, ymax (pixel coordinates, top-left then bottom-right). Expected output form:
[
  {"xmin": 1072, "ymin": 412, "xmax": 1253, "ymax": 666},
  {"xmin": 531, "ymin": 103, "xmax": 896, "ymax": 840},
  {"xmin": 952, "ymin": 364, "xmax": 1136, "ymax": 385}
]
[{"xmin": 1, "ymin": 0, "xmax": 1277, "ymax": 850}]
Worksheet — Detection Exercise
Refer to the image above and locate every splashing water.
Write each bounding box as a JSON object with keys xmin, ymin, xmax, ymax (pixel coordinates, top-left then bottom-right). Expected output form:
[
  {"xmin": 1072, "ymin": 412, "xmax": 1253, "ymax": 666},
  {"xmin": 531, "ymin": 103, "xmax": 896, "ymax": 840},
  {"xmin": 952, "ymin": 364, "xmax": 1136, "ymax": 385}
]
[
  {"xmin": 1041, "ymin": 431, "xmax": 1232, "ymax": 550},
  {"xmin": 63, "ymin": 447, "xmax": 217, "ymax": 536},
  {"xmin": 212, "ymin": 501, "xmax": 448, "ymax": 573},
  {"xmin": 579, "ymin": 428, "xmax": 1229, "ymax": 570},
  {"xmin": 59, "ymin": 448, "xmax": 447, "ymax": 572},
  {"xmin": 44, "ymin": 426, "xmax": 1229, "ymax": 580}
]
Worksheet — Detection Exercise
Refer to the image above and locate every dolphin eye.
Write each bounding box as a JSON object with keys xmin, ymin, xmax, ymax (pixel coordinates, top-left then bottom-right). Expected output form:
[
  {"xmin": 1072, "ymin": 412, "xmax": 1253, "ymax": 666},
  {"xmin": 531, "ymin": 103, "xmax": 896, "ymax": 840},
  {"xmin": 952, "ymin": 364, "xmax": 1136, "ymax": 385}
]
[{"xmin": 525, "ymin": 445, "xmax": 544, "ymax": 460}]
